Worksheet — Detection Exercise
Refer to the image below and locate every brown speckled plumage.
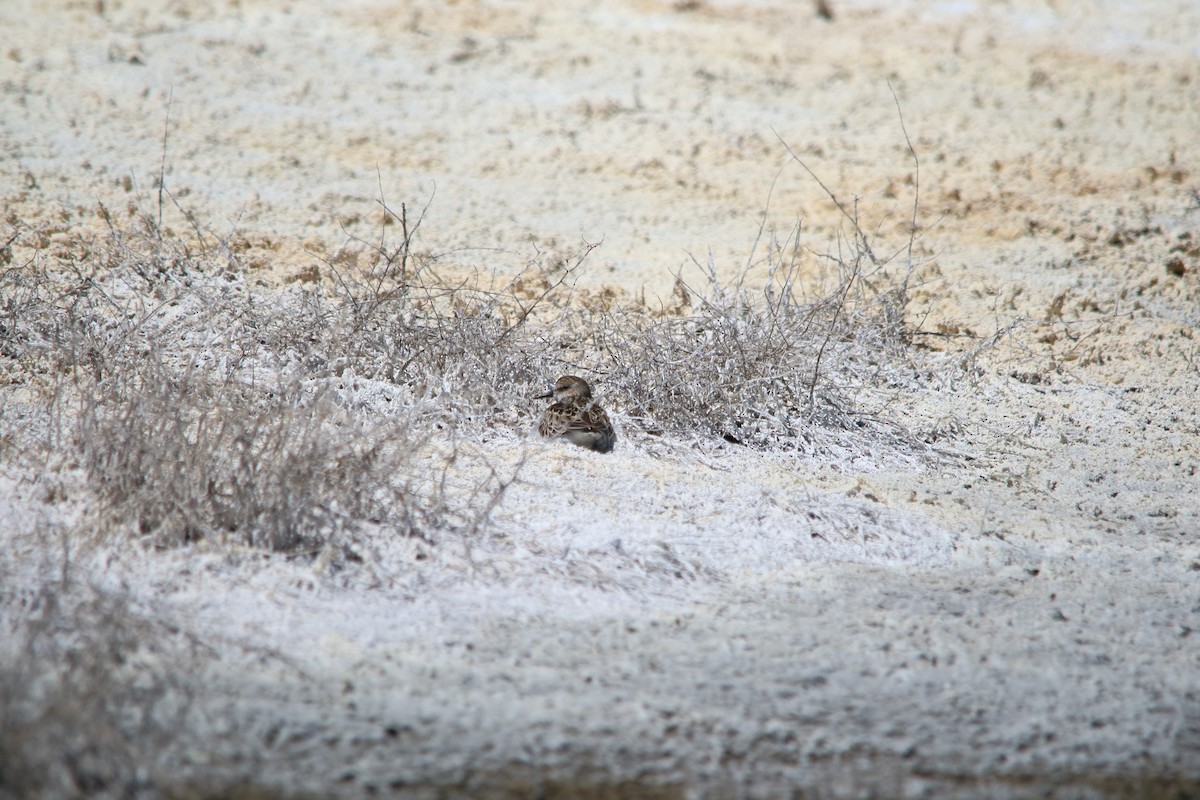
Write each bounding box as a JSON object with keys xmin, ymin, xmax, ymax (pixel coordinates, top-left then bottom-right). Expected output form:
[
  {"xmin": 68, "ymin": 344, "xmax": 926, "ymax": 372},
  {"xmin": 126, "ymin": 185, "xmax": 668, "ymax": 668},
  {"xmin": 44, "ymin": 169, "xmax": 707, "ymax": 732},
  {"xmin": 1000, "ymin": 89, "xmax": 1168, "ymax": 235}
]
[{"xmin": 536, "ymin": 375, "xmax": 615, "ymax": 454}]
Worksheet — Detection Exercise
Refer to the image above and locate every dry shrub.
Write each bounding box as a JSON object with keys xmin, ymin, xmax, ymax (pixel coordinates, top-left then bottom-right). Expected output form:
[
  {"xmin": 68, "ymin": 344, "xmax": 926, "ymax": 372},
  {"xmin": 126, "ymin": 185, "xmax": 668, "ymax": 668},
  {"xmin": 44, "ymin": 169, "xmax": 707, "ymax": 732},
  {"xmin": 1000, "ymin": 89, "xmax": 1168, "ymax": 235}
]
[
  {"xmin": 0, "ymin": 552, "xmax": 192, "ymax": 800},
  {"xmin": 1, "ymin": 143, "xmax": 966, "ymax": 559},
  {"xmin": 76, "ymin": 355, "xmax": 418, "ymax": 553},
  {"xmin": 2, "ymin": 208, "xmax": 513, "ymax": 558},
  {"xmin": 317, "ymin": 201, "xmax": 591, "ymax": 431},
  {"xmin": 320, "ymin": 194, "xmax": 932, "ymax": 455},
  {"xmin": 568, "ymin": 216, "xmax": 923, "ymax": 451},
  {"xmin": 574, "ymin": 124, "xmax": 944, "ymax": 453}
]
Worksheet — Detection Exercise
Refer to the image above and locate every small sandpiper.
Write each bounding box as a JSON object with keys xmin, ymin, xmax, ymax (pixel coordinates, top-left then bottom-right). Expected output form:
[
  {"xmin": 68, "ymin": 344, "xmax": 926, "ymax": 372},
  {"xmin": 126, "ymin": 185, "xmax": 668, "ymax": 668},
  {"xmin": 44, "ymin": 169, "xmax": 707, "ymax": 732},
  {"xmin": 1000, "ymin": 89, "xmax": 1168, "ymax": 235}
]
[{"xmin": 536, "ymin": 375, "xmax": 616, "ymax": 453}]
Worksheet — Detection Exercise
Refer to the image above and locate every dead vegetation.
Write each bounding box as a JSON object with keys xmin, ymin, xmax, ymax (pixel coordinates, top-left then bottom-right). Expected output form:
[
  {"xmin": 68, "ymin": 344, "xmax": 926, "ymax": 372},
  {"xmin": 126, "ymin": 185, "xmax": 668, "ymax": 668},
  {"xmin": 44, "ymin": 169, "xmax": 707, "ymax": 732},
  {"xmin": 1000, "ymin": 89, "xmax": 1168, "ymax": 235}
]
[
  {"xmin": 1, "ymin": 203, "xmax": 534, "ymax": 558},
  {"xmin": 0, "ymin": 149, "xmax": 956, "ymax": 555},
  {"xmin": 597, "ymin": 218, "xmax": 919, "ymax": 450},
  {"xmin": 0, "ymin": 542, "xmax": 193, "ymax": 800},
  {"xmin": 0, "ymin": 149, "xmax": 971, "ymax": 798}
]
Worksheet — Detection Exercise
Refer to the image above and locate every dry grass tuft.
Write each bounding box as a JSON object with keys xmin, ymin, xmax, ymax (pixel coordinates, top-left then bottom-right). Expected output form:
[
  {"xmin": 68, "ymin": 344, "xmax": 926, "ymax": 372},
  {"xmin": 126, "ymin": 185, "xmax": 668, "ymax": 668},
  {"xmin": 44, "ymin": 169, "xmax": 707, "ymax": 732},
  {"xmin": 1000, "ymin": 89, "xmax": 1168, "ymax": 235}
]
[
  {"xmin": 595, "ymin": 227, "xmax": 918, "ymax": 450},
  {"xmin": 77, "ymin": 357, "xmax": 417, "ymax": 553}
]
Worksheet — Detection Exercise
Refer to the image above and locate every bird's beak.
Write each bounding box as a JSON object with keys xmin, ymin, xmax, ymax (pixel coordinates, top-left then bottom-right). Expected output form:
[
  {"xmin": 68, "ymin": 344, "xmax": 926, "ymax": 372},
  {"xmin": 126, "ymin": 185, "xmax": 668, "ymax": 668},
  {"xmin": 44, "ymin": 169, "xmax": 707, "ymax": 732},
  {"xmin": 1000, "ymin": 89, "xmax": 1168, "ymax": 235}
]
[{"xmin": 534, "ymin": 389, "xmax": 554, "ymax": 400}]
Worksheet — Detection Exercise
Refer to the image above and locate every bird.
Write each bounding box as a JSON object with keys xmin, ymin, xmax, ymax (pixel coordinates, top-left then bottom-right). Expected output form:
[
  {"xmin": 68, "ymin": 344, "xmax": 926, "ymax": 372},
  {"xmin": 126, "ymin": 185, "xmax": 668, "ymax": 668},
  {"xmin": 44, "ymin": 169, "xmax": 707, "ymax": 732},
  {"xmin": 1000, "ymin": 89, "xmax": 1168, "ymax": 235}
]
[{"xmin": 536, "ymin": 375, "xmax": 616, "ymax": 453}]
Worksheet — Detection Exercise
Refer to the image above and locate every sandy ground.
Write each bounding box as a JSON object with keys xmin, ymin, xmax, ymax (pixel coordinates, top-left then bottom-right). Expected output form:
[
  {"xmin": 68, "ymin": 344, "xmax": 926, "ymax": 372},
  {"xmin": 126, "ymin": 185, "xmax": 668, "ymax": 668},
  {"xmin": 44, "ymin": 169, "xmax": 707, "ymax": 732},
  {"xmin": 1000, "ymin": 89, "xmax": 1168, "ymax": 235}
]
[{"xmin": 4, "ymin": 0, "xmax": 1200, "ymax": 797}]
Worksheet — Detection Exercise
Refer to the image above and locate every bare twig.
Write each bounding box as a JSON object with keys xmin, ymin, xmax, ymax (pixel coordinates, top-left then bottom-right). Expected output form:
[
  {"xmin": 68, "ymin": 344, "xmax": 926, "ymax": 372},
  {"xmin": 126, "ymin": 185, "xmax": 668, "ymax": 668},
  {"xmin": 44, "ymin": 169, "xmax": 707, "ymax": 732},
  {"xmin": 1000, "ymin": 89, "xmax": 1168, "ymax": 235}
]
[
  {"xmin": 888, "ymin": 80, "xmax": 920, "ymax": 267},
  {"xmin": 156, "ymin": 86, "xmax": 173, "ymax": 235},
  {"xmin": 771, "ymin": 125, "xmax": 877, "ymax": 266}
]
